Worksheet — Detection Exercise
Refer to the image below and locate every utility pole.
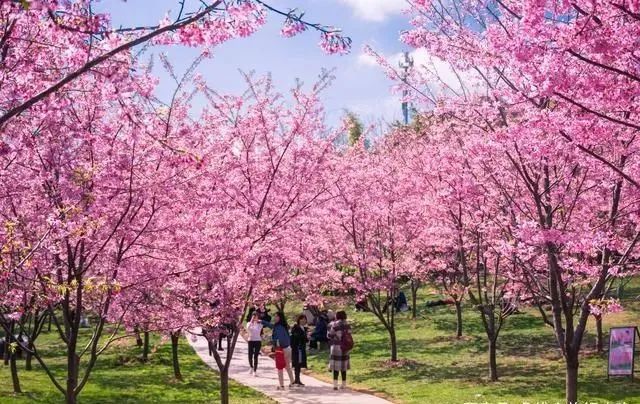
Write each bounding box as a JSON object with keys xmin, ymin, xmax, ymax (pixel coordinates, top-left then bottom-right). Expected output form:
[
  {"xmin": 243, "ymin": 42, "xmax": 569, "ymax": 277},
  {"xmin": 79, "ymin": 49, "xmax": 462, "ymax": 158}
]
[{"xmin": 399, "ymin": 51, "xmax": 414, "ymax": 125}]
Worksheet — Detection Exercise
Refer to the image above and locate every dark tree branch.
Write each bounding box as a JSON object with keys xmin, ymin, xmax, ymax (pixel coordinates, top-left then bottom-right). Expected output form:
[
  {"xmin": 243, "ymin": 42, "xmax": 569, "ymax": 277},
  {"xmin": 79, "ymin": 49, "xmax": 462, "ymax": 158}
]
[{"xmin": 567, "ymin": 49, "xmax": 640, "ymax": 83}]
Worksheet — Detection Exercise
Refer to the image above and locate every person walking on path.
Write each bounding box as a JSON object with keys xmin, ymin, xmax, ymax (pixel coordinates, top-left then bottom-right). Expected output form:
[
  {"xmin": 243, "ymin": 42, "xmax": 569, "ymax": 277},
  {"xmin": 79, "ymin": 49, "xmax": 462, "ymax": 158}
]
[
  {"xmin": 328, "ymin": 310, "xmax": 352, "ymax": 390},
  {"xmin": 246, "ymin": 312, "xmax": 264, "ymax": 375},
  {"xmin": 263, "ymin": 312, "xmax": 295, "ymax": 390},
  {"xmin": 290, "ymin": 314, "xmax": 309, "ymax": 386}
]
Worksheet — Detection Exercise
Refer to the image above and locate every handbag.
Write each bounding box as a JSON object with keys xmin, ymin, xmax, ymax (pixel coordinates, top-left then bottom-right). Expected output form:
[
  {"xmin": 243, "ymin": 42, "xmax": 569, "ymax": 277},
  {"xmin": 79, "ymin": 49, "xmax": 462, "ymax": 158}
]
[
  {"xmin": 274, "ymin": 347, "xmax": 286, "ymax": 370},
  {"xmin": 340, "ymin": 330, "xmax": 354, "ymax": 353}
]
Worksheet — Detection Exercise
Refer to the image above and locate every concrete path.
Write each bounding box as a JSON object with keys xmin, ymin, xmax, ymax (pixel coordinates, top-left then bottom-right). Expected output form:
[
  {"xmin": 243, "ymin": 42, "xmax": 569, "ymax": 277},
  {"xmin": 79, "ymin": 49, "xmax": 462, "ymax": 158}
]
[{"xmin": 188, "ymin": 331, "xmax": 393, "ymax": 404}]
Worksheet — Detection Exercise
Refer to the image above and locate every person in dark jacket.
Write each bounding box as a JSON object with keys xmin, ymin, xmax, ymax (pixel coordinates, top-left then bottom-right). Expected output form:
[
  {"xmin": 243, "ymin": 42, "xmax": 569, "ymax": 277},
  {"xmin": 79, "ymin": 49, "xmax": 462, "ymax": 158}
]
[
  {"xmin": 261, "ymin": 308, "xmax": 272, "ymax": 323},
  {"xmin": 355, "ymin": 298, "xmax": 369, "ymax": 312},
  {"xmin": 290, "ymin": 315, "xmax": 309, "ymax": 386},
  {"xmin": 217, "ymin": 323, "xmax": 234, "ymax": 351},
  {"xmin": 309, "ymin": 315, "xmax": 328, "ymax": 350},
  {"xmin": 247, "ymin": 306, "xmax": 272, "ymax": 323},
  {"xmin": 395, "ymin": 290, "xmax": 408, "ymax": 312}
]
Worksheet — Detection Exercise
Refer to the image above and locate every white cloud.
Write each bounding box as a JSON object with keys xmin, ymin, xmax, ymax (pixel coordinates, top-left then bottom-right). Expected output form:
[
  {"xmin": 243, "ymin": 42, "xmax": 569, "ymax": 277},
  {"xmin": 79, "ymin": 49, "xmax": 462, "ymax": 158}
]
[
  {"xmin": 356, "ymin": 52, "xmax": 378, "ymax": 67},
  {"xmin": 396, "ymin": 48, "xmax": 465, "ymax": 93},
  {"xmin": 408, "ymin": 48, "xmax": 483, "ymax": 94},
  {"xmin": 337, "ymin": 0, "xmax": 406, "ymax": 22},
  {"xmin": 350, "ymin": 96, "xmax": 401, "ymax": 124},
  {"xmin": 357, "ymin": 47, "xmax": 483, "ymax": 96}
]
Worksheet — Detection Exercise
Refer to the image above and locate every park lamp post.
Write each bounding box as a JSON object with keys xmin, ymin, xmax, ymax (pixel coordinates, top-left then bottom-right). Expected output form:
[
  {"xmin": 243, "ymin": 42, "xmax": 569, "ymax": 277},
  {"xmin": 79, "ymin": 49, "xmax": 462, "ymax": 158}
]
[{"xmin": 399, "ymin": 51, "xmax": 414, "ymax": 125}]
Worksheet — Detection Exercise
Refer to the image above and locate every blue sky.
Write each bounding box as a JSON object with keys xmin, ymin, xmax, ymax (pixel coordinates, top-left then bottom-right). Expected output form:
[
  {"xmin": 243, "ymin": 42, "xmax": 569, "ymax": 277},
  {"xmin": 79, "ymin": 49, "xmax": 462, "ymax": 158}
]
[{"xmin": 100, "ymin": 0, "xmax": 413, "ymax": 127}]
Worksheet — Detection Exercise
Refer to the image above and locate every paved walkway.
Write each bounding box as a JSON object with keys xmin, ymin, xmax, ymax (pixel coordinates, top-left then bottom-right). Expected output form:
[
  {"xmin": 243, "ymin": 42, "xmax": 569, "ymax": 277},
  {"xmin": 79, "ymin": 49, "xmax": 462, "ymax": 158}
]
[{"xmin": 188, "ymin": 331, "xmax": 392, "ymax": 404}]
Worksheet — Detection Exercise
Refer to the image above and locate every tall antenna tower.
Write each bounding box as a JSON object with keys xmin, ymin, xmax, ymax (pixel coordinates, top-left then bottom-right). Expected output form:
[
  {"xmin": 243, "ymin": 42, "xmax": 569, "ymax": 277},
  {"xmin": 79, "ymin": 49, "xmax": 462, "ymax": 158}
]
[{"xmin": 399, "ymin": 51, "xmax": 414, "ymax": 125}]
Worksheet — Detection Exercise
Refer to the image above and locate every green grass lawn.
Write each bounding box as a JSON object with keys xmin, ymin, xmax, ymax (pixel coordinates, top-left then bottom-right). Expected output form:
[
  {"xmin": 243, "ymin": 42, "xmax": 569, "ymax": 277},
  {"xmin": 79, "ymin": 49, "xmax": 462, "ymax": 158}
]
[
  {"xmin": 294, "ymin": 283, "xmax": 640, "ymax": 404},
  {"xmin": 0, "ymin": 329, "xmax": 273, "ymax": 403}
]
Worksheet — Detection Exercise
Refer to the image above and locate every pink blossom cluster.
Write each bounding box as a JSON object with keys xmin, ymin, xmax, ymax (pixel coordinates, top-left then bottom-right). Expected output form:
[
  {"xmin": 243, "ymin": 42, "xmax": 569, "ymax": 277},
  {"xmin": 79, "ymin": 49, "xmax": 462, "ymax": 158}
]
[
  {"xmin": 280, "ymin": 18, "xmax": 306, "ymax": 38},
  {"xmin": 319, "ymin": 32, "xmax": 351, "ymax": 55},
  {"xmin": 589, "ymin": 299, "xmax": 623, "ymax": 317}
]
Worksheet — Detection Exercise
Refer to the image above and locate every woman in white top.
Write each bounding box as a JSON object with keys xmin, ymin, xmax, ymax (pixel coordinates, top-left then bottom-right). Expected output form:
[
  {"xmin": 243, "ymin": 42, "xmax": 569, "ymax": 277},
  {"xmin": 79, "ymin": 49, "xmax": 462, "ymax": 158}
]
[{"xmin": 246, "ymin": 312, "xmax": 264, "ymax": 375}]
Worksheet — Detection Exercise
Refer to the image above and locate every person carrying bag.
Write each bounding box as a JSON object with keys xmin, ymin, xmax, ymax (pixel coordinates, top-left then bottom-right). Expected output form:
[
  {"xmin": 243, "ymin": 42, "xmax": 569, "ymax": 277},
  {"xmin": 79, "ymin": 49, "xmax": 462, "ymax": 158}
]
[
  {"xmin": 327, "ymin": 310, "xmax": 353, "ymax": 390},
  {"xmin": 263, "ymin": 312, "xmax": 294, "ymax": 390}
]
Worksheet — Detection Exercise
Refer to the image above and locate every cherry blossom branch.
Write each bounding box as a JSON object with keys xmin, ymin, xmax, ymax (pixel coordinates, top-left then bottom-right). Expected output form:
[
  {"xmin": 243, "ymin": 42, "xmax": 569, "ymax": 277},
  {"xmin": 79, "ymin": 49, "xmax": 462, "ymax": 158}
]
[
  {"xmin": 558, "ymin": 130, "xmax": 640, "ymax": 189},
  {"xmin": 554, "ymin": 92, "xmax": 640, "ymax": 131},
  {"xmin": 0, "ymin": 1, "xmax": 224, "ymax": 128},
  {"xmin": 567, "ymin": 49, "xmax": 640, "ymax": 83},
  {"xmin": 494, "ymin": 0, "xmax": 521, "ymax": 19},
  {"xmin": 254, "ymin": 0, "xmax": 348, "ymax": 37},
  {"xmin": 610, "ymin": 2, "xmax": 640, "ymax": 21}
]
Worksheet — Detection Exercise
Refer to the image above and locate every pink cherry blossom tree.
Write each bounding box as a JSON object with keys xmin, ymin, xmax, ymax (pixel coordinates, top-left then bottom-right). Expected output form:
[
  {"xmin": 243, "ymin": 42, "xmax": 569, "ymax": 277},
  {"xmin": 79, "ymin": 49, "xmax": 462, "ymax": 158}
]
[
  {"xmin": 409, "ymin": 125, "xmax": 525, "ymax": 380},
  {"xmin": 0, "ymin": 42, "xmax": 203, "ymax": 402},
  {"xmin": 322, "ymin": 136, "xmax": 424, "ymax": 362},
  {"xmin": 160, "ymin": 72, "xmax": 339, "ymax": 404}
]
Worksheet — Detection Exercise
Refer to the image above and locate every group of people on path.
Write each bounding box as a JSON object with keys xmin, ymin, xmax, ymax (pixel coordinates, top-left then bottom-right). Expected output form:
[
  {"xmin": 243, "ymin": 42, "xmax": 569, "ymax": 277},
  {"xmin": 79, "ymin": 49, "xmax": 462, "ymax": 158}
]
[{"xmin": 245, "ymin": 309, "xmax": 353, "ymax": 391}]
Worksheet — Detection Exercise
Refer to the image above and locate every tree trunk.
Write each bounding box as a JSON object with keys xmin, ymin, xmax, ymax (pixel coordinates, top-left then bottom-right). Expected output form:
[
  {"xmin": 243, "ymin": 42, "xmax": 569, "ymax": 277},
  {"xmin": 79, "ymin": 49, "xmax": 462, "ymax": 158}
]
[
  {"xmin": 616, "ymin": 280, "xmax": 625, "ymax": 299},
  {"xmin": 171, "ymin": 332, "xmax": 182, "ymax": 380},
  {"xmin": 410, "ymin": 280, "xmax": 419, "ymax": 319},
  {"xmin": 6, "ymin": 321, "xmax": 21, "ymax": 392},
  {"xmin": 220, "ymin": 367, "xmax": 229, "ymax": 404},
  {"xmin": 64, "ymin": 307, "xmax": 79, "ymax": 403},
  {"xmin": 595, "ymin": 316, "xmax": 603, "ymax": 354},
  {"xmin": 275, "ymin": 300, "xmax": 286, "ymax": 313},
  {"xmin": 134, "ymin": 327, "xmax": 143, "ymax": 347},
  {"xmin": 25, "ymin": 340, "xmax": 33, "ymax": 371},
  {"xmin": 66, "ymin": 393, "xmax": 77, "ymax": 404},
  {"xmin": 10, "ymin": 345, "xmax": 21, "ymax": 393},
  {"xmin": 565, "ymin": 356, "xmax": 579, "ymax": 404},
  {"xmin": 142, "ymin": 331, "xmax": 150, "ymax": 362},
  {"xmin": 390, "ymin": 293, "xmax": 398, "ymax": 361},
  {"xmin": 455, "ymin": 300, "xmax": 463, "ymax": 338},
  {"xmin": 66, "ymin": 347, "xmax": 80, "ymax": 404},
  {"xmin": 388, "ymin": 327, "xmax": 398, "ymax": 362},
  {"xmin": 3, "ymin": 329, "xmax": 9, "ymax": 365},
  {"xmin": 488, "ymin": 337, "xmax": 498, "ymax": 381}
]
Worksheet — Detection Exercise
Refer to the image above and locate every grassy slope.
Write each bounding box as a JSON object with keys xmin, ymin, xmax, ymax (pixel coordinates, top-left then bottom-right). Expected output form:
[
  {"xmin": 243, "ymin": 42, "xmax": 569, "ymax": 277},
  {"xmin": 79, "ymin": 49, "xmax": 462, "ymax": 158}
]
[
  {"xmin": 295, "ymin": 282, "xmax": 640, "ymax": 404},
  {"xmin": 0, "ymin": 330, "xmax": 273, "ymax": 404}
]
